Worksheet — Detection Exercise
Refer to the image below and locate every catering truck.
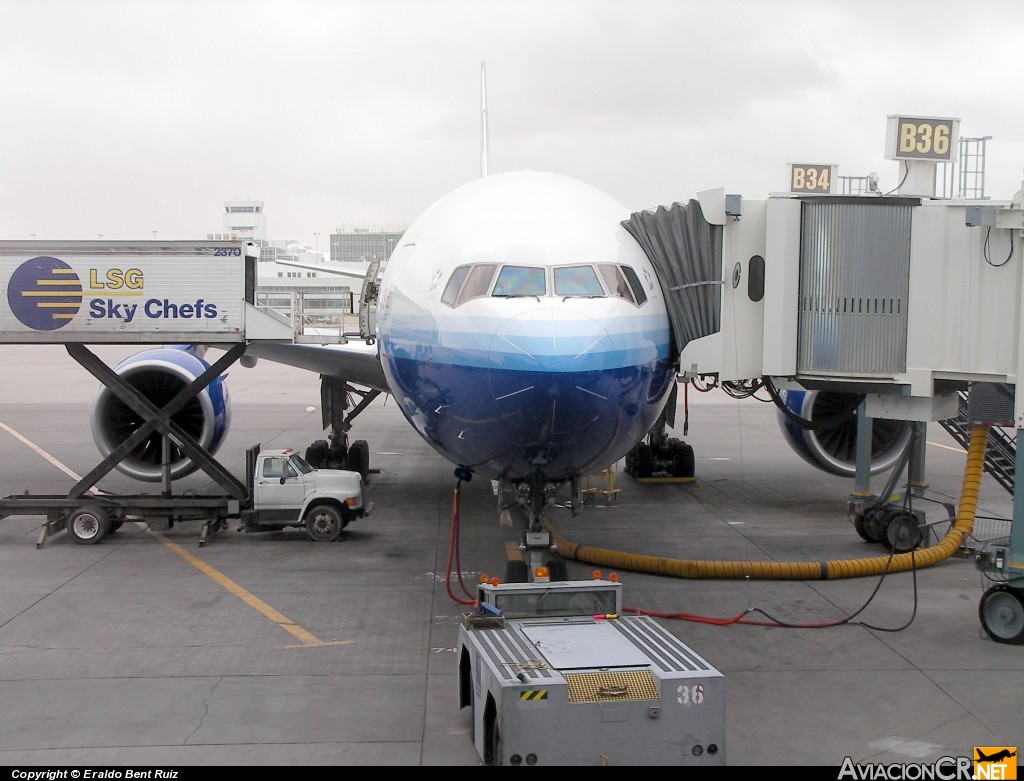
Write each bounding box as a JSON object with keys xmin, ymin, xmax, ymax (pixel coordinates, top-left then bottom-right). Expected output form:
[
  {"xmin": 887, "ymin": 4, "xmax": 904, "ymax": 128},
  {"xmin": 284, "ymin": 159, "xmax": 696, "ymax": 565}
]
[
  {"xmin": 0, "ymin": 445, "xmax": 369, "ymax": 547},
  {"xmin": 456, "ymin": 574, "xmax": 725, "ymax": 766}
]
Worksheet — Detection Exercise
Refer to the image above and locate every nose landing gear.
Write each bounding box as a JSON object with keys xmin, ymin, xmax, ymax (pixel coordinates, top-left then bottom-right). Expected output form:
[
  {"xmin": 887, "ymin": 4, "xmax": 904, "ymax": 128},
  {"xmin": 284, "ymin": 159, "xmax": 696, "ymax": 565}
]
[{"xmin": 498, "ymin": 472, "xmax": 578, "ymax": 583}]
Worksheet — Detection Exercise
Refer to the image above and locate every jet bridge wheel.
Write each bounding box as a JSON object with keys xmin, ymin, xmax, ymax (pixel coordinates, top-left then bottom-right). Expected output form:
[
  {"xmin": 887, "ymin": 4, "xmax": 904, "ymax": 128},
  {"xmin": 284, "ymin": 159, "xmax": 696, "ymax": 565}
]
[
  {"xmin": 882, "ymin": 510, "xmax": 923, "ymax": 552},
  {"xmin": 979, "ymin": 584, "xmax": 1024, "ymax": 644},
  {"xmin": 66, "ymin": 505, "xmax": 110, "ymax": 545},
  {"xmin": 855, "ymin": 508, "xmax": 887, "ymax": 543}
]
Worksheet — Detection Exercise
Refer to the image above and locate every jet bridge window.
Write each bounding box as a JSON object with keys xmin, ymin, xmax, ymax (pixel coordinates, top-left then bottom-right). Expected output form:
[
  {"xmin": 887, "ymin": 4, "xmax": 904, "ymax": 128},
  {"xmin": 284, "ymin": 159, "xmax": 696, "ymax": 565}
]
[
  {"xmin": 492, "ymin": 265, "xmax": 546, "ymax": 297},
  {"xmin": 553, "ymin": 265, "xmax": 604, "ymax": 297}
]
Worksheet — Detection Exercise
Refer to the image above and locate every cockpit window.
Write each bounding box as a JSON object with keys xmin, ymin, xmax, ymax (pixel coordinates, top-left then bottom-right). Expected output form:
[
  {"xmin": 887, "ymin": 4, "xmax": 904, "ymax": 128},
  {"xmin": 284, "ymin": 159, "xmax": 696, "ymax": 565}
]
[
  {"xmin": 621, "ymin": 265, "xmax": 648, "ymax": 305},
  {"xmin": 492, "ymin": 265, "xmax": 546, "ymax": 297},
  {"xmin": 554, "ymin": 265, "xmax": 603, "ymax": 297},
  {"xmin": 441, "ymin": 262, "xmax": 647, "ymax": 308},
  {"xmin": 597, "ymin": 264, "xmax": 635, "ymax": 303},
  {"xmin": 441, "ymin": 265, "xmax": 471, "ymax": 307},
  {"xmin": 458, "ymin": 264, "xmax": 499, "ymax": 305}
]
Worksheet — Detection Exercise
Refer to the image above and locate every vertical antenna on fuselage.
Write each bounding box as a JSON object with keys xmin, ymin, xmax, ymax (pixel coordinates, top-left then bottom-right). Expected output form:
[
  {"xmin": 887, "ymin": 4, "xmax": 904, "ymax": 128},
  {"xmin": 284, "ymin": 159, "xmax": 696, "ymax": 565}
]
[{"xmin": 480, "ymin": 61, "xmax": 489, "ymax": 177}]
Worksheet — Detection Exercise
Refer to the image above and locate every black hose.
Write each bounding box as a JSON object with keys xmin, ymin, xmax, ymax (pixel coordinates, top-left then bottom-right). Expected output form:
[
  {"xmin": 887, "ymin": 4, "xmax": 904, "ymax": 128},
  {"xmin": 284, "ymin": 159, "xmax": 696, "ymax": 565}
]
[{"xmin": 763, "ymin": 377, "xmax": 864, "ymax": 432}]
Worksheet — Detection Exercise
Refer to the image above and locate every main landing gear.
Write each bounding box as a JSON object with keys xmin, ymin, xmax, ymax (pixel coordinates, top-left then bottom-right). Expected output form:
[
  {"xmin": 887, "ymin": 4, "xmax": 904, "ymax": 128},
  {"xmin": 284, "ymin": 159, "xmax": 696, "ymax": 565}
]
[{"xmin": 302, "ymin": 376, "xmax": 379, "ymax": 481}]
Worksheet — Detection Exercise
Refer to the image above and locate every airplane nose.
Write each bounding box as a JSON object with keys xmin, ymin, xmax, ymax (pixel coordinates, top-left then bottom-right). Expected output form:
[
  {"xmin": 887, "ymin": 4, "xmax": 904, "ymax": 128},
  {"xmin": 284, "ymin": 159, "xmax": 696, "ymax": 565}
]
[{"xmin": 488, "ymin": 308, "xmax": 613, "ymax": 437}]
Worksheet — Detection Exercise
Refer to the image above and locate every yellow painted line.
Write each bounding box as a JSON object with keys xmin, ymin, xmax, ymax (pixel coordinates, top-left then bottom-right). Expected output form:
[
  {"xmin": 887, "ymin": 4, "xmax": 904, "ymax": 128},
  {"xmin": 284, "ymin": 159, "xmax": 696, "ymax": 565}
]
[
  {"xmin": 0, "ymin": 421, "xmax": 101, "ymax": 495},
  {"xmin": 0, "ymin": 419, "xmax": 344, "ymax": 649},
  {"xmin": 147, "ymin": 530, "xmax": 351, "ymax": 649},
  {"xmin": 927, "ymin": 440, "xmax": 968, "ymax": 453}
]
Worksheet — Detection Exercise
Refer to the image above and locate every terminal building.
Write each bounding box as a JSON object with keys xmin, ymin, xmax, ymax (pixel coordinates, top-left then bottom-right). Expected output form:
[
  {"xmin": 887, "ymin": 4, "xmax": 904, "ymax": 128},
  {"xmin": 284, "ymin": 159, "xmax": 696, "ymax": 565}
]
[
  {"xmin": 206, "ymin": 201, "xmax": 405, "ymax": 328},
  {"xmin": 329, "ymin": 226, "xmax": 406, "ymax": 263}
]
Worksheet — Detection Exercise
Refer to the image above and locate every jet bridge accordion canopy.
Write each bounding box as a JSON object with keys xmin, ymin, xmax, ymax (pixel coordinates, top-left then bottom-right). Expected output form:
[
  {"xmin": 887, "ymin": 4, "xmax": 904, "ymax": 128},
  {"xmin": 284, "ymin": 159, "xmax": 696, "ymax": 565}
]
[{"xmin": 622, "ymin": 200, "xmax": 722, "ymax": 361}]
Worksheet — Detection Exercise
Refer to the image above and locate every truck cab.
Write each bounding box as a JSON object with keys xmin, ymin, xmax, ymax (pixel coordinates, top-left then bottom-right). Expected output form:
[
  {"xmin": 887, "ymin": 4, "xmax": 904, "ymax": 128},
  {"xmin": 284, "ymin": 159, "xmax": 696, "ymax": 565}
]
[{"xmin": 241, "ymin": 446, "xmax": 368, "ymax": 542}]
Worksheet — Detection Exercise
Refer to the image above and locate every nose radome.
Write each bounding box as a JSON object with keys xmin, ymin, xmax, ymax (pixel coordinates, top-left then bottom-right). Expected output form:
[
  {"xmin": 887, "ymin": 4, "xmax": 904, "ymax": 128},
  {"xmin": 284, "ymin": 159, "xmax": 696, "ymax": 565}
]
[
  {"xmin": 487, "ymin": 308, "xmax": 614, "ymax": 439},
  {"xmin": 488, "ymin": 308, "xmax": 612, "ymax": 373}
]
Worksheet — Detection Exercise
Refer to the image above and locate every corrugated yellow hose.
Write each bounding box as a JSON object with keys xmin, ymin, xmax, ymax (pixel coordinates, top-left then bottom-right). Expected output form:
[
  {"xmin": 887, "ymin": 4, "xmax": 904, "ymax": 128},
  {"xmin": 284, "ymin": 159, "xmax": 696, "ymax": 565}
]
[{"xmin": 547, "ymin": 426, "xmax": 990, "ymax": 580}]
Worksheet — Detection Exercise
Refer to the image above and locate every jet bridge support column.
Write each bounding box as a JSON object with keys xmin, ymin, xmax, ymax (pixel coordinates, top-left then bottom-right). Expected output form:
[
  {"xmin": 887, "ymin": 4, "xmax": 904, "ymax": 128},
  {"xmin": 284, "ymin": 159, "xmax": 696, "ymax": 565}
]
[
  {"xmin": 851, "ymin": 401, "xmax": 874, "ymax": 510},
  {"xmin": 977, "ymin": 381, "xmax": 1024, "ymax": 642}
]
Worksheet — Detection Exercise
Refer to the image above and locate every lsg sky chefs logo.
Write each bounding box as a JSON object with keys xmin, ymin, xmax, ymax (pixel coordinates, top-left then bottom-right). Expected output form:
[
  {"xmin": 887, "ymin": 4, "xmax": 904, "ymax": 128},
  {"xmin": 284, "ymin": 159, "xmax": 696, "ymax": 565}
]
[
  {"xmin": 836, "ymin": 746, "xmax": 1016, "ymax": 780},
  {"xmin": 7, "ymin": 256, "xmax": 219, "ymax": 330},
  {"xmin": 7, "ymin": 256, "xmax": 83, "ymax": 330}
]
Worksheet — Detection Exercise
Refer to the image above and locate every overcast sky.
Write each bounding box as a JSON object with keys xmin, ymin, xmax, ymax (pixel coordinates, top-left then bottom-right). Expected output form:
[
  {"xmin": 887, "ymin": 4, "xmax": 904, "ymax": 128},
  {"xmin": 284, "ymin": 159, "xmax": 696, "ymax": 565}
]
[{"xmin": 2, "ymin": 0, "xmax": 1022, "ymax": 246}]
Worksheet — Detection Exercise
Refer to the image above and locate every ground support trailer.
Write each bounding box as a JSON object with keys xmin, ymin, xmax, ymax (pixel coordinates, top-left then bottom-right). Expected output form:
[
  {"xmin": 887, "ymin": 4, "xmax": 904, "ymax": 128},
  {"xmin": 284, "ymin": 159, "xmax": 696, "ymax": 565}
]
[
  {"xmin": 0, "ymin": 494, "xmax": 239, "ymax": 548},
  {"xmin": 457, "ymin": 577, "xmax": 725, "ymax": 766}
]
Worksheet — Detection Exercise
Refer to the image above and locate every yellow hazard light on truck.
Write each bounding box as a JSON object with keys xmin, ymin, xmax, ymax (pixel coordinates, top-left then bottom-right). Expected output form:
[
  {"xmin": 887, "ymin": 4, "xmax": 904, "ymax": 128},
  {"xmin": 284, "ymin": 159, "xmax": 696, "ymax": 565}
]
[
  {"xmin": 345, "ymin": 497, "xmax": 359, "ymax": 507},
  {"xmin": 533, "ymin": 566, "xmax": 550, "ymax": 583}
]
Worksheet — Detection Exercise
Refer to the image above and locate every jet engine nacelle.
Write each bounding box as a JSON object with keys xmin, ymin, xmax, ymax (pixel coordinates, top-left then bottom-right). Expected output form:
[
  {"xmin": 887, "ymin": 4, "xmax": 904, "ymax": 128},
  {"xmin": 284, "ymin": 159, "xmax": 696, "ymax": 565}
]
[
  {"xmin": 777, "ymin": 389, "xmax": 912, "ymax": 477},
  {"xmin": 90, "ymin": 347, "xmax": 230, "ymax": 482}
]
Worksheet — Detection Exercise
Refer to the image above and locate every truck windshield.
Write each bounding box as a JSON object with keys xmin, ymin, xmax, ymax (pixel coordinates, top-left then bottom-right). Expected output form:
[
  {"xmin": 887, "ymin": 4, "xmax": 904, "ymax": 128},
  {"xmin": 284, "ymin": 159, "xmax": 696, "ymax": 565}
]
[{"xmin": 289, "ymin": 455, "xmax": 314, "ymax": 474}]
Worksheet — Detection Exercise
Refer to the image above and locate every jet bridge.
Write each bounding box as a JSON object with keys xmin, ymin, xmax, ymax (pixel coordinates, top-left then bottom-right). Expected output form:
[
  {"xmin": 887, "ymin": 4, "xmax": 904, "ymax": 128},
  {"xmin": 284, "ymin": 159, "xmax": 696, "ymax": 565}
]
[{"xmin": 625, "ymin": 115, "xmax": 1024, "ymax": 643}]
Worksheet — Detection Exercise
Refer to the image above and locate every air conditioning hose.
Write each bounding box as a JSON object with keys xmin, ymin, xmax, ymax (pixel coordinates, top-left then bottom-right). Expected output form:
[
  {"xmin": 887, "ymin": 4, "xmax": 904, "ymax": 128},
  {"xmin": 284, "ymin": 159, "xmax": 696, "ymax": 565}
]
[{"xmin": 546, "ymin": 426, "xmax": 990, "ymax": 580}]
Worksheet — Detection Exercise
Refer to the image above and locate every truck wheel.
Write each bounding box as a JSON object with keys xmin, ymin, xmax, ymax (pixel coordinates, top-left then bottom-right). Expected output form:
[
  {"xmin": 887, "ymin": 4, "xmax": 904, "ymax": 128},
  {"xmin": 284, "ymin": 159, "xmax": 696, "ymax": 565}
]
[
  {"xmin": 66, "ymin": 505, "xmax": 109, "ymax": 545},
  {"xmin": 305, "ymin": 504, "xmax": 343, "ymax": 542}
]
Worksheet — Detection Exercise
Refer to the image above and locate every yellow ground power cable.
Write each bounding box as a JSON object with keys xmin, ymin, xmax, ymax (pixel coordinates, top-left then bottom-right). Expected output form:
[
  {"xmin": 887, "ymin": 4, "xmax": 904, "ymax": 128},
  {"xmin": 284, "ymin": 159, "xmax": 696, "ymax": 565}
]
[{"xmin": 547, "ymin": 426, "xmax": 991, "ymax": 581}]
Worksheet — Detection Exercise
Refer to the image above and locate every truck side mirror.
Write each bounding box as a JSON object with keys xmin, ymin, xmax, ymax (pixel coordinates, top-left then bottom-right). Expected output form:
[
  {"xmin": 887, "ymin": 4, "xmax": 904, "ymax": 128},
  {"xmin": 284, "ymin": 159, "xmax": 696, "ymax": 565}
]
[{"xmin": 280, "ymin": 475, "xmax": 287, "ymax": 485}]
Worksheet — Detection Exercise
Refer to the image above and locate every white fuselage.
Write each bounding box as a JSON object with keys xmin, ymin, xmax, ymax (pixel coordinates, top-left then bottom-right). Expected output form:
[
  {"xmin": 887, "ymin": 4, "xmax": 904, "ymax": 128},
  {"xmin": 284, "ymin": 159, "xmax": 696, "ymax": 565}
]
[{"xmin": 375, "ymin": 171, "xmax": 674, "ymax": 482}]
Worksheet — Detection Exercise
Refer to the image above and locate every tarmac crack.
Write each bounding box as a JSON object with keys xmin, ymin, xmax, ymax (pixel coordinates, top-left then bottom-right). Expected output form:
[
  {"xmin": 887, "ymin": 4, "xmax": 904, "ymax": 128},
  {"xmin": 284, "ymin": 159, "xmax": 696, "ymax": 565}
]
[{"xmin": 184, "ymin": 676, "xmax": 222, "ymax": 744}]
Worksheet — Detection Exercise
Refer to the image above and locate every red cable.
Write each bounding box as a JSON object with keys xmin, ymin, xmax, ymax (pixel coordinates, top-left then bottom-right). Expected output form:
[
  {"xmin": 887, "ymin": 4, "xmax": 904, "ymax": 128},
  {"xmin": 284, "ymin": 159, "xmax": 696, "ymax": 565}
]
[{"xmin": 445, "ymin": 485, "xmax": 476, "ymax": 605}]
